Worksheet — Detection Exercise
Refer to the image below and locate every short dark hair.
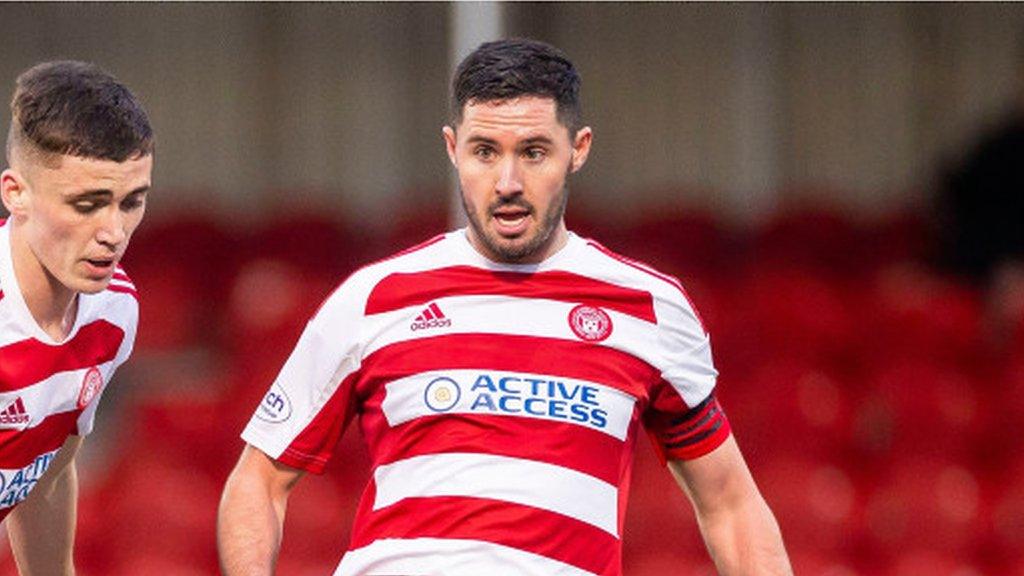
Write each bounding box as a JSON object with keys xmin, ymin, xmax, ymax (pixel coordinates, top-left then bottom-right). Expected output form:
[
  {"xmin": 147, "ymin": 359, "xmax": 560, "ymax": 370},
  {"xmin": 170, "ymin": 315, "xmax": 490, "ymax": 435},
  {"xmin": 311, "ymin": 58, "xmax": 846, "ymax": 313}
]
[
  {"xmin": 450, "ymin": 38, "xmax": 581, "ymax": 132},
  {"xmin": 7, "ymin": 60, "xmax": 153, "ymax": 165}
]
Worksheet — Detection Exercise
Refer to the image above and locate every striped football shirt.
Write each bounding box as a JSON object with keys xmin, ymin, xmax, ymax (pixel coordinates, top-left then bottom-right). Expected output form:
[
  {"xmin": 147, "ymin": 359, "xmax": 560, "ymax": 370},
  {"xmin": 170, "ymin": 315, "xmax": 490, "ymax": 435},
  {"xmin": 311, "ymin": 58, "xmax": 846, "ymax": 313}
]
[{"xmin": 243, "ymin": 229, "xmax": 730, "ymax": 576}]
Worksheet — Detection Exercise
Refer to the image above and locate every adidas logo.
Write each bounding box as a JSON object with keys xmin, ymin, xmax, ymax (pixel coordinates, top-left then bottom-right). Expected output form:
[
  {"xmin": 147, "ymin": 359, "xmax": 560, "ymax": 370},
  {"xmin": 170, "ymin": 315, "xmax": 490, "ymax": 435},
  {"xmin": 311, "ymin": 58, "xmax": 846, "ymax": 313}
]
[
  {"xmin": 0, "ymin": 398, "xmax": 30, "ymax": 427},
  {"xmin": 410, "ymin": 302, "xmax": 452, "ymax": 331}
]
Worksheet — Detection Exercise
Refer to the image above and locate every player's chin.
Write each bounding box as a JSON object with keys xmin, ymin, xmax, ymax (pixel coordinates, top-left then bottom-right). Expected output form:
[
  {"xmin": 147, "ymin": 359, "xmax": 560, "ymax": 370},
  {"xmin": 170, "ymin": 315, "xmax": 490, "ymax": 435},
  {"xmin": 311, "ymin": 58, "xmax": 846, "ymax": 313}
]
[{"xmin": 72, "ymin": 274, "xmax": 114, "ymax": 295}]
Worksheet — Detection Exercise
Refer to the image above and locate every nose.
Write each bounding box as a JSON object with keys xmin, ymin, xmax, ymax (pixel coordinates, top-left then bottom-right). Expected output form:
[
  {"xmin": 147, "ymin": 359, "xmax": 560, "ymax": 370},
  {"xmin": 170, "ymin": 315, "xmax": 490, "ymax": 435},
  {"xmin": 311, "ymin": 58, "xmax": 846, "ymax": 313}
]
[
  {"xmin": 495, "ymin": 157, "xmax": 523, "ymax": 197},
  {"xmin": 96, "ymin": 207, "xmax": 127, "ymax": 248}
]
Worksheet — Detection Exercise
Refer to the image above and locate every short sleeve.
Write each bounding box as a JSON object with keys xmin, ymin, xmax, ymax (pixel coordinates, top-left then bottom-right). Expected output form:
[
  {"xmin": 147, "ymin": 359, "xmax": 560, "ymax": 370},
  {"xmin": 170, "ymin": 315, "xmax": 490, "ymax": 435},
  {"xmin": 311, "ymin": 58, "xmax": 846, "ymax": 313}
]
[
  {"xmin": 241, "ymin": 281, "xmax": 364, "ymax": 474},
  {"xmin": 642, "ymin": 290, "xmax": 730, "ymax": 462}
]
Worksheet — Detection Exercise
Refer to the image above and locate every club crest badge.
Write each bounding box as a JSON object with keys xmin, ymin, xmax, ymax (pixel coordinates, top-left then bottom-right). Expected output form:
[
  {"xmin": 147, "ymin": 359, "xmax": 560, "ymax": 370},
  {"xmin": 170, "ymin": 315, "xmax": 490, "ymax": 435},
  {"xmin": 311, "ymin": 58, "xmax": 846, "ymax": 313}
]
[
  {"xmin": 568, "ymin": 304, "xmax": 613, "ymax": 342},
  {"xmin": 78, "ymin": 367, "xmax": 104, "ymax": 409}
]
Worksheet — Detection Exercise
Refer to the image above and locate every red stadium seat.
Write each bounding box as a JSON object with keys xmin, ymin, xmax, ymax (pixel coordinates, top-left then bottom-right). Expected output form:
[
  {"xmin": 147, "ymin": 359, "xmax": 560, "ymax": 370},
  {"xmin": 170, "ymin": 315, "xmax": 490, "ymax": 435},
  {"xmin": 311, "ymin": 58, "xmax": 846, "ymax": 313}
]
[
  {"xmin": 756, "ymin": 456, "xmax": 861, "ymax": 556},
  {"xmin": 853, "ymin": 358, "xmax": 989, "ymax": 464},
  {"xmin": 863, "ymin": 457, "xmax": 985, "ymax": 559},
  {"xmin": 242, "ymin": 208, "xmax": 360, "ymax": 277},
  {"xmin": 752, "ymin": 205, "xmax": 867, "ymax": 278},
  {"xmin": 723, "ymin": 358, "xmax": 855, "ymax": 462},
  {"xmin": 864, "ymin": 263, "xmax": 985, "ymax": 367},
  {"xmin": 884, "ymin": 550, "xmax": 985, "ymax": 576}
]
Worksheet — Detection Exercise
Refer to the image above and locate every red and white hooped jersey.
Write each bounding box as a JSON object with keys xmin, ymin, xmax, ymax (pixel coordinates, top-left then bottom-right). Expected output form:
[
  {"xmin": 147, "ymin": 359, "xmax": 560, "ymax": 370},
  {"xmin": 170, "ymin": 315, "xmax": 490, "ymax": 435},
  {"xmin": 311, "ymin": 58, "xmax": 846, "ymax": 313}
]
[
  {"xmin": 243, "ymin": 229, "xmax": 730, "ymax": 576},
  {"xmin": 0, "ymin": 220, "xmax": 137, "ymax": 520}
]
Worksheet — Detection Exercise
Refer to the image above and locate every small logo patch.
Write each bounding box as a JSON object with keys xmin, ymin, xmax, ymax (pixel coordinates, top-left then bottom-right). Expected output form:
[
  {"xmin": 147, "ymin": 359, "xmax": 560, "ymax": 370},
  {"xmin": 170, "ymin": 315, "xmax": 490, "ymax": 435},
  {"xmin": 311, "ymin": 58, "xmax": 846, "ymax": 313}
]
[
  {"xmin": 568, "ymin": 305, "xmax": 613, "ymax": 342},
  {"xmin": 256, "ymin": 383, "xmax": 292, "ymax": 423},
  {"xmin": 0, "ymin": 397, "xmax": 29, "ymax": 428},
  {"xmin": 411, "ymin": 302, "xmax": 452, "ymax": 331},
  {"xmin": 77, "ymin": 367, "xmax": 104, "ymax": 409},
  {"xmin": 423, "ymin": 377, "xmax": 461, "ymax": 412}
]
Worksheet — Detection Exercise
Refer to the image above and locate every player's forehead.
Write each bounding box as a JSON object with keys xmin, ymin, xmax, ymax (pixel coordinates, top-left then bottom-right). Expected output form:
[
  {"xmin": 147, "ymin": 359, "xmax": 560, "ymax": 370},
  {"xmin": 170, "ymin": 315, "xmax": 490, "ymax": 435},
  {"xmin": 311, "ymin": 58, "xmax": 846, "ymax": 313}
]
[
  {"xmin": 457, "ymin": 96, "xmax": 567, "ymax": 143},
  {"xmin": 34, "ymin": 153, "xmax": 153, "ymax": 194}
]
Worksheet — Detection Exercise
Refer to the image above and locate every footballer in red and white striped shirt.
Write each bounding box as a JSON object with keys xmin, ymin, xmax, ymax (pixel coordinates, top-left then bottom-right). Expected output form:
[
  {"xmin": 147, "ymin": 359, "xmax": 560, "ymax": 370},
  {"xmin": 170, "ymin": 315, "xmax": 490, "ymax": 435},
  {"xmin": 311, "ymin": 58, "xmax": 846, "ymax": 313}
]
[
  {"xmin": 219, "ymin": 39, "xmax": 792, "ymax": 576},
  {"xmin": 0, "ymin": 61, "xmax": 151, "ymax": 573}
]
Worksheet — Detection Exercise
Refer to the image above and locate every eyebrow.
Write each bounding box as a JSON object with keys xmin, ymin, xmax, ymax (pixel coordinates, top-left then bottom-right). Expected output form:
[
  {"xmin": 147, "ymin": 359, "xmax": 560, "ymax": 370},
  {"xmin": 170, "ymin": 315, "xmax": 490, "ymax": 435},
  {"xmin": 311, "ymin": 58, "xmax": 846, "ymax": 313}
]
[
  {"xmin": 465, "ymin": 135, "xmax": 499, "ymax": 146},
  {"xmin": 66, "ymin": 185, "xmax": 150, "ymax": 200},
  {"xmin": 519, "ymin": 136, "xmax": 555, "ymax": 146},
  {"xmin": 464, "ymin": 135, "xmax": 556, "ymax": 147}
]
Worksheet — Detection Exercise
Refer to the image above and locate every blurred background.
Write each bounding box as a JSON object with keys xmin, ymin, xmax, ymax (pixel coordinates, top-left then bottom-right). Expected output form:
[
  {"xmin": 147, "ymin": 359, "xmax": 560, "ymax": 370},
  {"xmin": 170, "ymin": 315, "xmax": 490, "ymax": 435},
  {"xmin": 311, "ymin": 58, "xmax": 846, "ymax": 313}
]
[{"xmin": 2, "ymin": 2, "xmax": 1024, "ymax": 575}]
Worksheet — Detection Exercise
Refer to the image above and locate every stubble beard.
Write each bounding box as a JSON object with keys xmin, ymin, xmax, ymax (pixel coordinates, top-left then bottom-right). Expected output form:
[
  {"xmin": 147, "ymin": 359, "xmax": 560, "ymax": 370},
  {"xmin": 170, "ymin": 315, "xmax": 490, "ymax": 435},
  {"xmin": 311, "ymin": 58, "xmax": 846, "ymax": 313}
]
[{"xmin": 462, "ymin": 183, "xmax": 570, "ymax": 264}]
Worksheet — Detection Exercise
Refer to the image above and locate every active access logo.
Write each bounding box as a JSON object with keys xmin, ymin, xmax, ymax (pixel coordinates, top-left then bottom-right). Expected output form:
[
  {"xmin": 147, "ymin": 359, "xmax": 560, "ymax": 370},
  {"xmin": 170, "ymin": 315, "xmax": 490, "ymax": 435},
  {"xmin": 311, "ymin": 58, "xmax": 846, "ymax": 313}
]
[
  {"xmin": 0, "ymin": 450, "xmax": 57, "ymax": 509},
  {"xmin": 410, "ymin": 302, "xmax": 452, "ymax": 331}
]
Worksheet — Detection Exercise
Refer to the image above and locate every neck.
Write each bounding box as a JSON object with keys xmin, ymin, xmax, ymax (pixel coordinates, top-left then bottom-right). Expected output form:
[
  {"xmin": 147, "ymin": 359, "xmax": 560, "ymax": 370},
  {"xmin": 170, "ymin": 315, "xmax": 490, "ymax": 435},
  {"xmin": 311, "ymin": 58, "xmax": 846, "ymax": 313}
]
[{"xmin": 8, "ymin": 223, "xmax": 78, "ymax": 340}]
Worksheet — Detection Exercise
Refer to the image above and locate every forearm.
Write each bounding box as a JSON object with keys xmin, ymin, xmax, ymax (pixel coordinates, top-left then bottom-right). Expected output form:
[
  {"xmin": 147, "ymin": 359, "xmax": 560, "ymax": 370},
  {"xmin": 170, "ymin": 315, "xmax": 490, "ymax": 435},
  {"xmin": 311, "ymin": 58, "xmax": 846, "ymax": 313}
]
[
  {"xmin": 695, "ymin": 493, "xmax": 791, "ymax": 576},
  {"xmin": 7, "ymin": 455, "xmax": 78, "ymax": 576}
]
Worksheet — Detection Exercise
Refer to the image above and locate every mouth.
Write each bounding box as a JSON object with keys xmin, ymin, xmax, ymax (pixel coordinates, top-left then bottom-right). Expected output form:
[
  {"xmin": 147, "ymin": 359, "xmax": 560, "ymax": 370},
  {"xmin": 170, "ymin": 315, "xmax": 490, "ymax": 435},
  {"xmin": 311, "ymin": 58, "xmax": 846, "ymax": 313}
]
[
  {"xmin": 490, "ymin": 206, "xmax": 532, "ymax": 237},
  {"xmin": 83, "ymin": 257, "xmax": 117, "ymax": 278}
]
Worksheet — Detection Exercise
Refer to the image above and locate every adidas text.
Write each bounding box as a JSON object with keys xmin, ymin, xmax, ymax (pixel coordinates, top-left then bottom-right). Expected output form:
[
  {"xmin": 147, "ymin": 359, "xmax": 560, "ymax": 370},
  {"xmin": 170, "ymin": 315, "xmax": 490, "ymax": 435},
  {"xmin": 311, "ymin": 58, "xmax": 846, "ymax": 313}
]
[{"xmin": 411, "ymin": 318, "xmax": 452, "ymax": 331}]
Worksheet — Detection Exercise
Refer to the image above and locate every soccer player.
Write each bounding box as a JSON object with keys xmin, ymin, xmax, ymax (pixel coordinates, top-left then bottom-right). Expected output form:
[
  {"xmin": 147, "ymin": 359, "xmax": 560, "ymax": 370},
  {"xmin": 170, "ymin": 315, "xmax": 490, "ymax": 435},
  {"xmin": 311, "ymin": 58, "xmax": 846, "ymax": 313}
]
[
  {"xmin": 219, "ymin": 38, "xmax": 792, "ymax": 575},
  {"xmin": 0, "ymin": 61, "xmax": 151, "ymax": 574}
]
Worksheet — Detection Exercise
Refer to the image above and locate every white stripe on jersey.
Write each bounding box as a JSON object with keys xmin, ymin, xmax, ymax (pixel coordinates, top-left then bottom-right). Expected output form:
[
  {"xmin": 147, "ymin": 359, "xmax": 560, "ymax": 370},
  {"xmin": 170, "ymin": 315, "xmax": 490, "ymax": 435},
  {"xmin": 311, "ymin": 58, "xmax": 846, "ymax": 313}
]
[
  {"xmin": 0, "ymin": 359, "xmax": 118, "ymax": 430},
  {"xmin": 335, "ymin": 537, "xmax": 599, "ymax": 576},
  {"xmin": 108, "ymin": 278, "xmax": 136, "ymax": 290},
  {"xmin": 381, "ymin": 369, "xmax": 636, "ymax": 440},
  {"xmin": 373, "ymin": 452, "xmax": 619, "ymax": 537}
]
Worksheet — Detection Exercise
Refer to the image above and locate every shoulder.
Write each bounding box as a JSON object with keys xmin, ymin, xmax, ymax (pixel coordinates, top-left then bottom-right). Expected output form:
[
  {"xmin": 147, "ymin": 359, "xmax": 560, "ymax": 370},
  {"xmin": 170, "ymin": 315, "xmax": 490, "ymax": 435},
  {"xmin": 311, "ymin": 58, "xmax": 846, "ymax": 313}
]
[
  {"xmin": 573, "ymin": 236, "xmax": 707, "ymax": 332},
  {"xmin": 312, "ymin": 232, "xmax": 451, "ymax": 324}
]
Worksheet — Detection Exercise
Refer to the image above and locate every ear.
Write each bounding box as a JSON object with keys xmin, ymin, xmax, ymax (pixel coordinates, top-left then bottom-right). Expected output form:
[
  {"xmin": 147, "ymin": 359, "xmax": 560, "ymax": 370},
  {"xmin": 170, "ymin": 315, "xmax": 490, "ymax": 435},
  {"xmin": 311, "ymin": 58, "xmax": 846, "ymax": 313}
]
[
  {"xmin": 570, "ymin": 127, "xmax": 593, "ymax": 174},
  {"xmin": 0, "ymin": 168, "xmax": 30, "ymax": 216},
  {"xmin": 442, "ymin": 126, "xmax": 458, "ymax": 168}
]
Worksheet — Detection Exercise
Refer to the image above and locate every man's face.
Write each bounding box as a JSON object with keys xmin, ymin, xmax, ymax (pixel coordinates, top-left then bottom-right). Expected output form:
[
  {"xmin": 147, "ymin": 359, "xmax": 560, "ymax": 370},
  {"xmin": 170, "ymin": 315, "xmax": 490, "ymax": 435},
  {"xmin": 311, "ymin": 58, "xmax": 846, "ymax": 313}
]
[
  {"xmin": 444, "ymin": 96, "xmax": 591, "ymax": 263},
  {"xmin": 2, "ymin": 153, "xmax": 152, "ymax": 295}
]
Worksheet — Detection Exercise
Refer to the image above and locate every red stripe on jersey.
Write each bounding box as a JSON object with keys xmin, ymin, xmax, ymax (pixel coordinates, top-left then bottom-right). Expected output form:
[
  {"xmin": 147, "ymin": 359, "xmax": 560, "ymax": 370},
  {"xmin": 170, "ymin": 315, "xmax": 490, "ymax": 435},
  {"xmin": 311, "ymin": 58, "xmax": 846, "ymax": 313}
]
[
  {"xmin": 350, "ymin": 495, "xmax": 621, "ymax": 576},
  {"xmin": 0, "ymin": 410, "xmax": 78, "ymax": 468},
  {"xmin": 365, "ymin": 266, "xmax": 657, "ymax": 324},
  {"xmin": 360, "ymin": 408, "xmax": 632, "ymax": 486},
  {"xmin": 0, "ymin": 320, "xmax": 125, "ymax": 392},
  {"xmin": 428, "ymin": 302, "xmax": 444, "ymax": 319},
  {"xmin": 355, "ymin": 334, "xmax": 661, "ymax": 402},
  {"xmin": 112, "ymin": 270, "xmax": 131, "ymax": 283},
  {"xmin": 586, "ymin": 239, "xmax": 707, "ymax": 332},
  {"xmin": 0, "ymin": 290, "xmax": 4, "ymax": 302},
  {"xmin": 105, "ymin": 284, "xmax": 139, "ymax": 300}
]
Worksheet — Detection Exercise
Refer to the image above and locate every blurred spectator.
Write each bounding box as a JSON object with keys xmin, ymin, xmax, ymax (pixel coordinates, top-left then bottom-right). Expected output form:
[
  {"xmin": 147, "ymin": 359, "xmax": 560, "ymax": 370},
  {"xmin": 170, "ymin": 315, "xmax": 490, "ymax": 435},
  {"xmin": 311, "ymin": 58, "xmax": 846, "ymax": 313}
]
[{"xmin": 936, "ymin": 58, "xmax": 1024, "ymax": 347}]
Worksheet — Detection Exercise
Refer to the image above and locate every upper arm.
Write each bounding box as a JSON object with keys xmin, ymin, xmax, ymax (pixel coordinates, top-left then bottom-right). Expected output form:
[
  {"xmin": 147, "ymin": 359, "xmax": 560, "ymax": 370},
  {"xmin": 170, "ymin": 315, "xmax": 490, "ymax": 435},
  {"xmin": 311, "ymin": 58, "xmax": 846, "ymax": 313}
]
[
  {"xmin": 644, "ymin": 285, "xmax": 730, "ymax": 463},
  {"xmin": 228, "ymin": 444, "xmax": 305, "ymax": 500}
]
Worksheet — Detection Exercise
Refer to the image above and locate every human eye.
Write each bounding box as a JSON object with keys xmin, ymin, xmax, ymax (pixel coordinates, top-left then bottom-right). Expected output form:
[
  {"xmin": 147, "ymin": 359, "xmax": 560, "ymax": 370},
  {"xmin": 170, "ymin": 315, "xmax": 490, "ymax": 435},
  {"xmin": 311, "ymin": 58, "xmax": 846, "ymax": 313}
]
[
  {"xmin": 473, "ymin": 145, "xmax": 496, "ymax": 161},
  {"xmin": 121, "ymin": 193, "xmax": 146, "ymax": 212},
  {"xmin": 523, "ymin": 146, "xmax": 547, "ymax": 161},
  {"xmin": 71, "ymin": 199, "xmax": 103, "ymax": 214}
]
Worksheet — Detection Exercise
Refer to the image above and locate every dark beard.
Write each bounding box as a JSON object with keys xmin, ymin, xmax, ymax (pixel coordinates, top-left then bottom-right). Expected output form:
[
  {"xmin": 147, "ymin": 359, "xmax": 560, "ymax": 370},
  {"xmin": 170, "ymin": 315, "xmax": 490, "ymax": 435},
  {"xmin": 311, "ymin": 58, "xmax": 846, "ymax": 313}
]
[{"xmin": 462, "ymin": 183, "xmax": 570, "ymax": 263}]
